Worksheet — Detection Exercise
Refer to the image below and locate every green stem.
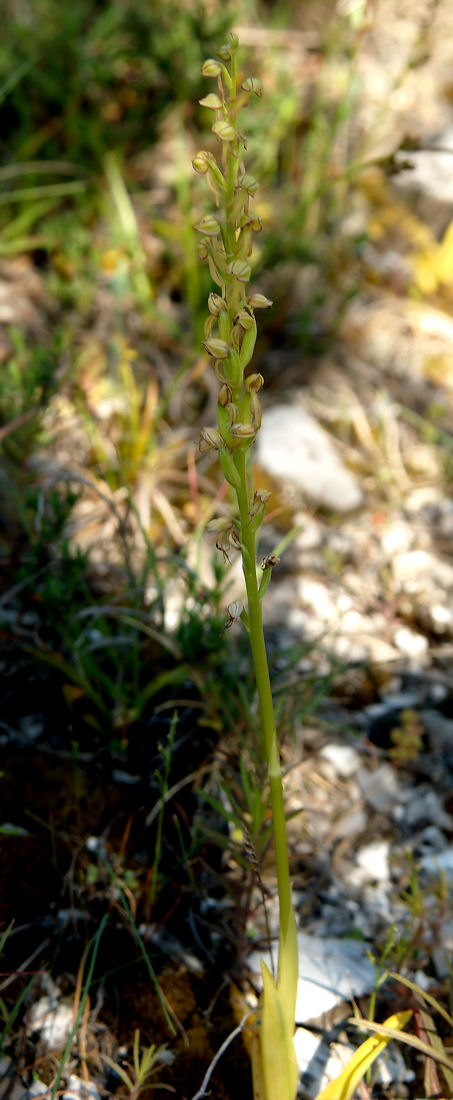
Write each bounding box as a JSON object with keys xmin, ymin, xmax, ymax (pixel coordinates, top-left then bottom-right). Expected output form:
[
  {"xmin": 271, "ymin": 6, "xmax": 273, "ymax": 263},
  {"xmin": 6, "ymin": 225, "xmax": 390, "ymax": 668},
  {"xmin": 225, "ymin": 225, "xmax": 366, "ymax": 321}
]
[{"xmin": 234, "ymin": 449, "xmax": 293, "ymax": 948}]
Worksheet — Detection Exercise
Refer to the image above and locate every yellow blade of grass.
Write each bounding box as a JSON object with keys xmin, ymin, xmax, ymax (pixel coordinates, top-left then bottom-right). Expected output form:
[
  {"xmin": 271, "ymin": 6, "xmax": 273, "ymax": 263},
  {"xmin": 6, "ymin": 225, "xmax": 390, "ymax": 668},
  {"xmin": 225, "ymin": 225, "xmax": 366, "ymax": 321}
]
[
  {"xmin": 349, "ymin": 1013, "xmax": 453, "ymax": 1072},
  {"xmin": 315, "ymin": 1011, "xmax": 412, "ymax": 1100},
  {"xmin": 260, "ymin": 961, "xmax": 299, "ymax": 1100}
]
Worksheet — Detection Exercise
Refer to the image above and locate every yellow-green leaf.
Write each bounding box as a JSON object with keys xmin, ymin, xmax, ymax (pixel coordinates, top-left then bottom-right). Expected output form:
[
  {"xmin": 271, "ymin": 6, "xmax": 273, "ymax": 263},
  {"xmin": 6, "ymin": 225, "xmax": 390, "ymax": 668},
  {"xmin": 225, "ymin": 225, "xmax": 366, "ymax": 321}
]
[{"xmin": 260, "ymin": 961, "xmax": 298, "ymax": 1100}]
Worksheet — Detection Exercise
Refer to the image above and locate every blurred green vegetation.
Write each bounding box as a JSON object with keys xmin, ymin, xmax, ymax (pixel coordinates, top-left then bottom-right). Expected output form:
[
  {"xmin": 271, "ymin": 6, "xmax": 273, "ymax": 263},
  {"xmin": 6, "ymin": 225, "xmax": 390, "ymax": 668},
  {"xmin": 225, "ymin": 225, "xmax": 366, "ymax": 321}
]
[{"xmin": 0, "ymin": 0, "xmax": 232, "ymax": 168}]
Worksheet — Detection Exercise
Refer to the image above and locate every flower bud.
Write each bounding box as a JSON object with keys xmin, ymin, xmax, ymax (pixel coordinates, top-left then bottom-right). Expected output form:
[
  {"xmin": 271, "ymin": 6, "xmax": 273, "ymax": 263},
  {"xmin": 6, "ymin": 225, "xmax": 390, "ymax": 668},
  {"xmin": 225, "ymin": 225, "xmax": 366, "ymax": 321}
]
[
  {"xmin": 250, "ymin": 487, "xmax": 271, "ymax": 532},
  {"xmin": 218, "ymin": 383, "xmax": 231, "ymax": 407},
  {"xmin": 199, "ymin": 93, "xmax": 223, "ymax": 110},
  {"xmin": 230, "ymin": 259, "xmax": 252, "ymax": 282},
  {"xmin": 255, "ymin": 489, "xmax": 272, "ymax": 506},
  {"xmin": 250, "ymin": 215, "xmax": 262, "ymax": 233},
  {"xmin": 208, "ymin": 292, "xmax": 225, "ymax": 316},
  {"xmin": 231, "ymin": 422, "xmax": 256, "ymax": 439},
  {"xmin": 241, "ymin": 76, "xmax": 263, "ymax": 97},
  {"xmin": 192, "ymin": 151, "xmax": 209, "ymax": 174},
  {"xmin": 203, "ymin": 338, "xmax": 230, "ymax": 358},
  {"xmin": 229, "ymin": 31, "xmax": 239, "ymax": 49},
  {"xmin": 212, "ymin": 120, "xmax": 236, "ymax": 142},
  {"xmin": 225, "ymin": 601, "xmax": 244, "ymax": 628},
  {"xmin": 247, "ymin": 293, "xmax": 273, "ymax": 309},
  {"xmin": 206, "ymin": 516, "xmax": 233, "ymax": 534},
  {"xmin": 217, "ymin": 43, "xmax": 232, "ymax": 61},
  {"xmin": 240, "ymin": 174, "xmax": 259, "ymax": 195},
  {"xmin": 246, "ymin": 372, "xmax": 264, "ymax": 393},
  {"xmin": 197, "ymin": 241, "xmax": 209, "ymax": 260},
  {"xmin": 194, "ymin": 214, "xmax": 221, "ymax": 236},
  {"xmin": 199, "ymin": 427, "xmax": 222, "ymax": 452},
  {"xmin": 236, "ymin": 309, "xmax": 255, "ymax": 330},
  {"xmin": 261, "ymin": 553, "xmax": 280, "ymax": 569},
  {"xmin": 202, "ymin": 58, "xmax": 222, "ymax": 77}
]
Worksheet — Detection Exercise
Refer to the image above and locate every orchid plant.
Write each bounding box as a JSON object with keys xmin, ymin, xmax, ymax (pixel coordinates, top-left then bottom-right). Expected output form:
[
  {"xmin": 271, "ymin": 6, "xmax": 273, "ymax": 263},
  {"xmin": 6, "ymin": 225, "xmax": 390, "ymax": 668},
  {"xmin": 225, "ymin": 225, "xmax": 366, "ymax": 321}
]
[{"xmin": 193, "ymin": 32, "xmax": 411, "ymax": 1100}]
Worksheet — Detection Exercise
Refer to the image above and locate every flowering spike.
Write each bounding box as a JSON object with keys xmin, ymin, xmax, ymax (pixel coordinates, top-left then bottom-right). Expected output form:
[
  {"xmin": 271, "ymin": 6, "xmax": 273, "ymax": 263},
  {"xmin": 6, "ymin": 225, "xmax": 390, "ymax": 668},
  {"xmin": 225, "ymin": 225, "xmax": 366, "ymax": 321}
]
[{"xmin": 195, "ymin": 39, "xmax": 300, "ymax": 1100}]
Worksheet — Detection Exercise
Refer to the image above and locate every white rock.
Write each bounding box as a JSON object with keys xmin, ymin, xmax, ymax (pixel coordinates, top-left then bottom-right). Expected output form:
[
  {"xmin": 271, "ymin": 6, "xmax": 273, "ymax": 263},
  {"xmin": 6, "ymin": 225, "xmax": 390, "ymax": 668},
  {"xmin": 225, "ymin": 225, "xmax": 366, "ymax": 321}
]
[
  {"xmin": 23, "ymin": 1084, "xmax": 48, "ymax": 1100},
  {"xmin": 62, "ymin": 1077, "xmax": 100, "ymax": 1100},
  {"xmin": 374, "ymin": 1042, "xmax": 415, "ymax": 1087},
  {"xmin": 413, "ymin": 968, "xmax": 433, "ymax": 991},
  {"xmin": 293, "ymin": 514, "xmax": 323, "ymax": 551},
  {"xmin": 27, "ymin": 997, "xmax": 74, "ymax": 1051},
  {"xmin": 392, "ymin": 549, "xmax": 453, "ymax": 591},
  {"xmin": 353, "ymin": 840, "xmax": 390, "ymax": 884},
  {"xmin": 319, "ymin": 743, "xmax": 360, "ymax": 778},
  {"xmin": 393, "ymin": 625, "xmax": 428, "ymax": 661},
  {"xmin": 256, "ymin": 403, "xmax": 363, "ymax": 512},
  {"xmin": 381, "ymin": 523, "xmax": 413, "ymax": 556},
  {"xmin": 329, "ymin": 807, "xmax": 368, "ymax": 841},
  {"xmin": 295, "ymin": 1029, "xmax": 354, "ymax": 1098},
  {"xmin": 297, "ymin": 577, "xmax": 337, "ymax": 621},
  {"xmin": 357, "ymin": 763, "xmax": 405, "ymax": 812},
  {"xmin": 430, "ymin": 603, "xmax": 453, "ymax": 632}
]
